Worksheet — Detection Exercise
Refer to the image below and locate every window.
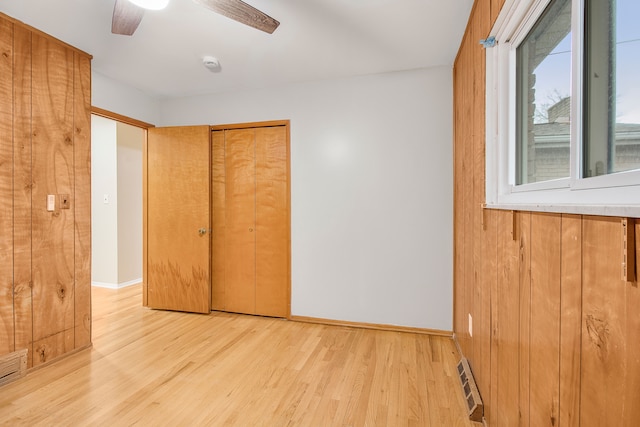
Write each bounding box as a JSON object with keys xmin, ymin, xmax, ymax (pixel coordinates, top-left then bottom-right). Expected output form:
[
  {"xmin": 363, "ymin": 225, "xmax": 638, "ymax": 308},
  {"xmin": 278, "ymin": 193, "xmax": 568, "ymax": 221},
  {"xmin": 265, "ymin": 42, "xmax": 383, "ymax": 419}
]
[{"xmin": 486, "ymin": 0, "xmax": 640, "ymax": 216}]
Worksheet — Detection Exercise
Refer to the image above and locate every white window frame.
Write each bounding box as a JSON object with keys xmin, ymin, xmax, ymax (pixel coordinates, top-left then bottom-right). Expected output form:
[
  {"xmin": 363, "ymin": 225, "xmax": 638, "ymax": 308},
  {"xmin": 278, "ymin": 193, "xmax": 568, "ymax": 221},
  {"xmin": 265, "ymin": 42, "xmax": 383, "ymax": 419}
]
[{"xmin": 485, "ymin": 0, "xmax": 640, "ymax": 217}]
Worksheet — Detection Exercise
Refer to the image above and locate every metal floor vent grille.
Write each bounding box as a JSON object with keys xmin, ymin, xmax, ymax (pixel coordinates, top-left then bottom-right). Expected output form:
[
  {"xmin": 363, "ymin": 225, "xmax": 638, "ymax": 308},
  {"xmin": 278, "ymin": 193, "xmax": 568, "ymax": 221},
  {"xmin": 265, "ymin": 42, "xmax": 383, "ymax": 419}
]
[
  {"xmin": 0, "ymin": 349, "xmax": 28, "ymax": 387},
  {"xmin": 457, "ymin": 357, "xmax": 483, "ymax": 422}
]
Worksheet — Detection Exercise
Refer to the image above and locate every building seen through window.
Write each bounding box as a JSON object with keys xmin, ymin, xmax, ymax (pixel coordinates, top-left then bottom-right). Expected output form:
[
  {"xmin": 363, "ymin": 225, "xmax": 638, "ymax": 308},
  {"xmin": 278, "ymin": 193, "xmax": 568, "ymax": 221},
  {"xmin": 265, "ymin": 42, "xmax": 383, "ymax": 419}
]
[{"xmin": 516, "ymin": 0, "xmax": 640, "ymax": 185}]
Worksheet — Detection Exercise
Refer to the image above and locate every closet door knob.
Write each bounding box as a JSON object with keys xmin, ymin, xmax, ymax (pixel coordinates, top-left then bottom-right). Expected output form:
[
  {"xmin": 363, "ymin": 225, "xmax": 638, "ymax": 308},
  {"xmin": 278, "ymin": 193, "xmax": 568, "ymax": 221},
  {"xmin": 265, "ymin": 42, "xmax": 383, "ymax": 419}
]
[
  {"xmin": 198, "ymin": 228, "xmax": 208, "ymax": 236},
  {"xmin": 249, "ymin": 227, "xmax": 254, "ymax": 232}
]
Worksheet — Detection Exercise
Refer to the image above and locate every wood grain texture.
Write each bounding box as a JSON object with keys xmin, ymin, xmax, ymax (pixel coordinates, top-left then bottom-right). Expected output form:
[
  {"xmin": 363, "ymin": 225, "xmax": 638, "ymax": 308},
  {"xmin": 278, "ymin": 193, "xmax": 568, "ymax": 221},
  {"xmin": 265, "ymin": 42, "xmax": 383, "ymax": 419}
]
[
  {"xmin": 211, "ymin": 130, "xmax": 226, "ymax": 310},
  {"xmin": 142, "ymin": 131, "xmax": 148, "ymax": 307},
  {"xmin": 490, "ymin": 0, "xmax": 505, "ymax": 26},
  {"xmin": 495, "ymin": 210, "xmax": 520, "ymax": 426},
  {"xmin": 559, "ymin": 214, "xmax": 582, "ymax": 427},
  {"xmin": 478, "ymin": 208, "xmax": 496, "ymax": 425},
  {"xmin": 529, "ymin": 213, "xmax": 561, "ymax": 427},
  {"xmin": 255, "ymin": 126, "xmax": 289, "ymax": 317},
  {"xmin": 471, "ymin": 4, "xmax": 489, "ymax": 418},
  {"xmin": 213, "ymin": 123, "xmax": 290, "ymax": 318},
  {"xmin": 30, "ymin": 33, "xmax": 76, "ymax": 366},
  {"xmin": 0, "ymin": 17, "xmax": 14, "ymax": 356},
  {"xmin": 461, "ymin": 22, "xmax": 475, "ymax": 364},
  {"xmin": 12, "ymin": 24, "xmax": 33, "ymax": 367},
  {"xmin": 454, "ymin": 1, "xmax": 640, "ymax": 425},
  {"xmin": 90, "ymin": 106, "xmax": 154, "ymax": 129},
  {"xmin": 0, "ymin": 285, "xmax": 479, "ymax": 426},
  {"xmin": 73, "ymin": 52, "xmax": 92, "ymax": 349},
  {"xmin": 580, "ymin": 216, "xmax": 640, "ymax": 426},
  {"xmin": 625, "ymin": 221, "xmax": 640, "ymax": 426},
  {"xmin": 518, "ymin": 211, "xmax": 531, "ymax": 427},
  {"xmin": 452, "ymin": 55, "xmax": 465, "ymax": 354},
  {"xmin": 193, "ymin": 0, "xmax": 280, "ymax": 34},
  {"xmin": 146, "ymin": 126, "xmax": 211, "ymax": 313},
  {"xmin": 32, "ymin": 329, "xmax": 74, "ymax": 366},
  {"xmin": 636, "ymin": 221, "xmax": 640, "ymax": 276},
  {"xmin": 224, "ymin": 128, "xmax": 257, "ymax": 314},
  {"xmin": 0, "ymin": 13, "xmax": 91, "ymax": 368},
  {"xmin": 111, "ymin": 0, "xmax": 144, "ymax": 36}
]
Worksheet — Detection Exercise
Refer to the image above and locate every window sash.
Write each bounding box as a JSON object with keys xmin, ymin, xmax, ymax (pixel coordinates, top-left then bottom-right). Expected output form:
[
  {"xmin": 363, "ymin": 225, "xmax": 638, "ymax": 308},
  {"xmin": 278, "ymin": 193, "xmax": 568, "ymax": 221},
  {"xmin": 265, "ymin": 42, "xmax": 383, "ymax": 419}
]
[{"xmin": 485, "ymin": 0, "xmax": 640, "ymax": 217}]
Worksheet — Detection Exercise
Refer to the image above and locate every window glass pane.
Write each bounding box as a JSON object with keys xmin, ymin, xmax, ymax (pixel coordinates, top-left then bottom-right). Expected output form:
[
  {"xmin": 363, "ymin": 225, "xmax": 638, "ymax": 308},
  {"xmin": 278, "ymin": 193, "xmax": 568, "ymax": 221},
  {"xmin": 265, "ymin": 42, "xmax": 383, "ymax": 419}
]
[
  {"xmin": 516, "ymin": 0, "xmax": 572, "ymax": 185},
  {"xmin": 584, "ymin": 0, "xmax": 640, "ymax": 177}
]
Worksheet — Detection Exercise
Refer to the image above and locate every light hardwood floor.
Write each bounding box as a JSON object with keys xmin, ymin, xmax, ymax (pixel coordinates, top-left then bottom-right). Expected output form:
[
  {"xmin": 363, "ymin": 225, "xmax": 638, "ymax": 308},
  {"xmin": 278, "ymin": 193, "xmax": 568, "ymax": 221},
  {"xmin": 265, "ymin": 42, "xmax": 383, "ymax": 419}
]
[{"xmin": 0, "ymin": 284, "xmax": 479, "ymax": 426}]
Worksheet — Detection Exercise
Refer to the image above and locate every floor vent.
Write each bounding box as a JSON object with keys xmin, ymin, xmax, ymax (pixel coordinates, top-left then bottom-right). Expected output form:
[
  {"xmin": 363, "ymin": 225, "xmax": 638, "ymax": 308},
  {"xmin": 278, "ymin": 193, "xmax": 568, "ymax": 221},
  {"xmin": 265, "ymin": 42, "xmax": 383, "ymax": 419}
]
[
  {"xmin": 457, "ymin": 357, "xmax": 483, "ymax": 422},
  {"xmin": 0, "ymin": 349, "xmax": 28, "ymax": 387}
]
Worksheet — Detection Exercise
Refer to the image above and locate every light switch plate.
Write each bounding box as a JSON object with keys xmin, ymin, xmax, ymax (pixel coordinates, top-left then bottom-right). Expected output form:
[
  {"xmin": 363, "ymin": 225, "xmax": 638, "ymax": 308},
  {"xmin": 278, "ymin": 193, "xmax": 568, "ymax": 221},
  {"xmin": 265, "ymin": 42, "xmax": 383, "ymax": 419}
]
[{"xmin": 47, "ymin": 195, "xmax": 55, "ymax": 212}]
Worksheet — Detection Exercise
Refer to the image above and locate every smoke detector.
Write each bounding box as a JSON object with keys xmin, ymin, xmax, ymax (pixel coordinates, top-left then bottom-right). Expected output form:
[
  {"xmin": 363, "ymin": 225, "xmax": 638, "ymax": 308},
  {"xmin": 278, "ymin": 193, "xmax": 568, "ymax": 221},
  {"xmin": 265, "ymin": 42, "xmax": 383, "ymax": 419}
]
[{"xmin": 202, "ymin": 56, "xmax": 221, "ymax": 72}]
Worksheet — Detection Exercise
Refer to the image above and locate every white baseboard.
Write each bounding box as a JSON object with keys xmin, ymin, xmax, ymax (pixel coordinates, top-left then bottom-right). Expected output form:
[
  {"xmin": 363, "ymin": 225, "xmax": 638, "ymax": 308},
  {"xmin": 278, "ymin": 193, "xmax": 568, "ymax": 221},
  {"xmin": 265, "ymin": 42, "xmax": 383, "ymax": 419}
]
[{"xmin": 92, "ymin": 278, "xmax": 142, "ymax": 289}]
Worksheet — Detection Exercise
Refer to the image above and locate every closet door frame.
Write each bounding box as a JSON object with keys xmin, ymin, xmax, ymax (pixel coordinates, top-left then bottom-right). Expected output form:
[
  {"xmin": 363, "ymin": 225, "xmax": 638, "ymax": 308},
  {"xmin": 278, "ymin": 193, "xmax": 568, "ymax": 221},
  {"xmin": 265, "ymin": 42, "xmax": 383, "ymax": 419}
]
[{"xmin": 211, "ymin": 120, "xmax": 291, "ymax": 318}]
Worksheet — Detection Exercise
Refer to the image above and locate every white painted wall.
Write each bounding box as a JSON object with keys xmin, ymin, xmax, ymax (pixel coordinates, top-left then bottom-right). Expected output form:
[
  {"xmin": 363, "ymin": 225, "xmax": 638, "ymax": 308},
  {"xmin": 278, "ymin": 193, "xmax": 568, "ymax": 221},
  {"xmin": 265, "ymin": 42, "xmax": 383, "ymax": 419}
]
[
  {"xmin": 92, "ymin": 71, "xmax": 161, "ymax": 126},
  {"xmin": 91, "ymin": 117, "xmax": 144, "ymax": 288},
  {"xmin": 117, "ymin": 123, "xmax": 143, "ymax": 285},
  {"xmin": 91, "ymin": 115, "xmax": 118, "ymax": 285},
  {"xmin": 159, "ymin": 67, "xmax": 454, "ymax": 331}
]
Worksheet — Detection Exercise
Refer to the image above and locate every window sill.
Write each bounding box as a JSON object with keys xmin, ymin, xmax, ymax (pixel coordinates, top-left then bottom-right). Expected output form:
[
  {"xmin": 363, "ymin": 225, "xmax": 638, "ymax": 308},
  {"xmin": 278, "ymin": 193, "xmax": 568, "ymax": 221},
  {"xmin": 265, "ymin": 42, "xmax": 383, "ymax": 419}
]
[{"xmin": 484, "ymin": 202, "xmax": 640, "ymax": 218}]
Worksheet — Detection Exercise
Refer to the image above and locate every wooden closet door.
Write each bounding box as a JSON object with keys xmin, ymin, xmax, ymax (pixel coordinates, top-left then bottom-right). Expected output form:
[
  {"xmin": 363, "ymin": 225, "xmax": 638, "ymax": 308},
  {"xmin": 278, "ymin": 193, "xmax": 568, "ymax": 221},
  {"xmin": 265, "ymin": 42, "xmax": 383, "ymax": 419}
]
[
  {"xmin": 224, "ymin": 129, "xmax": 257, "ymax": 314},
  {"xmin": 211, "ymin": 122, "xmax": 290, "ymax": 317},
  {"xmin": 255, "ymin": 126, "xmax": 289, "ymax": 317},
  {"xmin": 211, "ymin": 131, "xmax": 226, "ymax": 310},
  {"xmin": 146, "ymin": 126, "xmax": 211, "ymax": 313}
]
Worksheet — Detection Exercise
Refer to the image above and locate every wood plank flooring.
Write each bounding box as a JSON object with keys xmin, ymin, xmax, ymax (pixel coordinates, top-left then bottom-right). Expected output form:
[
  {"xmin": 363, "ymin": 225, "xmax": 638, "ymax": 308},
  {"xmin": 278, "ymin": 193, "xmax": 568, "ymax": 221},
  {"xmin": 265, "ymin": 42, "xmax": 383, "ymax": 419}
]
[{"xmin": 0, "ymin": 284, "xmax": 478, "ymax": 426}]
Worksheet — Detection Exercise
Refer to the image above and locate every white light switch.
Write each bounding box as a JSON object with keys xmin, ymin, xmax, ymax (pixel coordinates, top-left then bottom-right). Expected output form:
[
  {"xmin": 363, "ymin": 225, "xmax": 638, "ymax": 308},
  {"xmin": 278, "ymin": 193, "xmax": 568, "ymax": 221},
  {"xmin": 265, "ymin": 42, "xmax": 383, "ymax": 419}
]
[
  {"xmin": 103, "ymin": 194, "xmax": 109, "ymax": 204},
  {"xmin": 47, "ymin": 194, "xmax": 55, "ymax": 212}
]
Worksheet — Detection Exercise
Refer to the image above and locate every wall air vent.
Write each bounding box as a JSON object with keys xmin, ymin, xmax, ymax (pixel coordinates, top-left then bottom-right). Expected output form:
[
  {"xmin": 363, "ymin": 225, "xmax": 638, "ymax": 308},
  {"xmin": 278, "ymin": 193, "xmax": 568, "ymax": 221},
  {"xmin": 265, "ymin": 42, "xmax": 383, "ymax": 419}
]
[
  {"xmin": 0, "ymin": 349, "xmax": 28, "ymax": 387},
  {"xmin": 457, "ymin": 357, "xmax": 483, "ymax": 422}
]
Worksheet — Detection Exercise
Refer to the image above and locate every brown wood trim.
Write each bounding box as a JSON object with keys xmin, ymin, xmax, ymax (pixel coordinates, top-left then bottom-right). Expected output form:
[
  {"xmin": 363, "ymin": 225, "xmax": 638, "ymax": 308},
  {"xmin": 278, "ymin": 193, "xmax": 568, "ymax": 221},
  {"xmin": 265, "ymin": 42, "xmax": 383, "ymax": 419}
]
[
  {"xmin": 291, "ymin": 315, "xmax": 454, "ymax": 337},
  {"xmin": 452, "ymin": 332, "xmax": 465, "ymax": 357},
  {"xmin": 286, "ymin": 124, "xmax": 292, "ymax": 319},
  {"xmin": 636, "ymin": 220, "xmax": 640, "ymax": 283},
  {"xmin": 91, "ymin": 106, "xmax": 155, "ymax": 129},
  {"xmin": 142, "ymin": 128, "xmax": 148, "ymax": 307},
  {"xmin": 453, "ymin": 0, "xmax": 480, "ymax": 68},
  {"xmin": 0, "ymin": 11, "xmax": 92, "ymax": 59},
  {"xmin": 210, "ymin": 120, "xmax": 290, "ymax": 131}
]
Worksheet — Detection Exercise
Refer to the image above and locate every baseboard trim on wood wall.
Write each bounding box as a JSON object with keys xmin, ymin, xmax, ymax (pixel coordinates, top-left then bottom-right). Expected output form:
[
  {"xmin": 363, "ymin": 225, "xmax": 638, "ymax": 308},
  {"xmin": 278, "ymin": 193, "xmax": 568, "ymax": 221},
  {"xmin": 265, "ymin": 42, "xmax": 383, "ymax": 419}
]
[
  {"xmin": 92, "ymin": 279, "xmax": 142, "ymax": 289},
  {"xmin": 290, "ymin": 315, "xmax": 453, "ymax": 337},
  {"xmin": 452, "ymin": 333, "xmax": 464, "ymax": 357}
]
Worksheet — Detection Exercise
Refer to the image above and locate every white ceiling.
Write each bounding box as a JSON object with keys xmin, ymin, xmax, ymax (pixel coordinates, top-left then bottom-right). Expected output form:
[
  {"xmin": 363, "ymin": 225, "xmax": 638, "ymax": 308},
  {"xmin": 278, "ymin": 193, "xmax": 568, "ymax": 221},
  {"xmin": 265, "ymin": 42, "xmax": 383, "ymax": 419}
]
[{"xmin": 0, "ymin": 0, "xmax": 473, "ymax": 100}]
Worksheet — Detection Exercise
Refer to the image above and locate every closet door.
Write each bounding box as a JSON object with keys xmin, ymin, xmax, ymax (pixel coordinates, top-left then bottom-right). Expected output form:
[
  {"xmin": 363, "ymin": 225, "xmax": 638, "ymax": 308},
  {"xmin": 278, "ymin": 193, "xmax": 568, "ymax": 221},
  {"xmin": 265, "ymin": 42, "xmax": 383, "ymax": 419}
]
[
  {"xmin": 255, "ymin": 126, "xmax": 289, "ymax": 317},
  {"xmin": 211, "ymin": 122, "xmax": 290, "ymax": 318},
  {"xmin": 224, "ymin": 129, "xmax": 257, "ymax": 314},
  {"xmin": 146, "ymin": 126, "xmax": 211, "ymax": 313},
  {"xmin": 211, "ymin": 131, "xmax": 226, "ymax": 311}
]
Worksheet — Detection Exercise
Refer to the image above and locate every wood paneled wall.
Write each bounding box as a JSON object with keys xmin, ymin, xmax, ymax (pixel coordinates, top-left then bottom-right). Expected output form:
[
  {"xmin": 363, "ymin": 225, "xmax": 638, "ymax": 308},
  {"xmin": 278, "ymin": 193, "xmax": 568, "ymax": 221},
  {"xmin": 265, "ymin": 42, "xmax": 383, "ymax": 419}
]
[
  {"xmin": 453, "ymin": 1, "xmax": 640, "ymax": 425},
  {"xmin": 0, "ymin": 12, "xmax": 91, "ymax": 368}
]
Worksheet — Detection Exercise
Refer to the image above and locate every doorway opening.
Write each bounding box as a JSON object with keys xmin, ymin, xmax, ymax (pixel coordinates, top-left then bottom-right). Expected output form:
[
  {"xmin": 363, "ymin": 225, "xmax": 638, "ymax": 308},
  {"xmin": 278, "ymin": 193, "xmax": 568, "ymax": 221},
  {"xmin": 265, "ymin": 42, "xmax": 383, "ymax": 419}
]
[{"xmin": 90, "ymin": 108, "xmax": 151, "ymax": 289}]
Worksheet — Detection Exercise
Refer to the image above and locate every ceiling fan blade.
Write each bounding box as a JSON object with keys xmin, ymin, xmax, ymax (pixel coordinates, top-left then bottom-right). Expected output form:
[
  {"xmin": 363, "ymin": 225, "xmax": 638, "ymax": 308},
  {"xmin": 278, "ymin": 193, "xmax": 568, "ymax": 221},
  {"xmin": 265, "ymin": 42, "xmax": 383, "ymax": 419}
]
[
  {"xmin": 194, "ymin": 0, "xmax": 280, "ymax": 34},
  {"xmin": 112, "ymin": 0, "xmax": 145, "ymax": 36}
]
